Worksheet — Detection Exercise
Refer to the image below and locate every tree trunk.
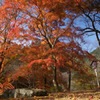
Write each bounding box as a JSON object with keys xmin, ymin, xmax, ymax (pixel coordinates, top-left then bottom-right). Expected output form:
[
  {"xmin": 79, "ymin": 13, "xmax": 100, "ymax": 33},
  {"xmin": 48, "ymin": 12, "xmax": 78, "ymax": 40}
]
[
  {"xmin": 52, "ymin": 66, "xmax": 59, "ymax": 92},
  {"xmin": 95, "ymin": 32, "xmax": 100, "ymax": 46},
  {"xmin": 0, "ymin": 52, "xmax": 5, "ymax": 72},
  {"xmin": 68, "ymin": 70, "xmax": 71, "ymax": 91},
  {"xmin": 44, "ymin": 76, "xmax": 47, "ymax": 89},
  {"xmin": 0, "ymin": 58, "xmax": 4, "ymax": 72}
]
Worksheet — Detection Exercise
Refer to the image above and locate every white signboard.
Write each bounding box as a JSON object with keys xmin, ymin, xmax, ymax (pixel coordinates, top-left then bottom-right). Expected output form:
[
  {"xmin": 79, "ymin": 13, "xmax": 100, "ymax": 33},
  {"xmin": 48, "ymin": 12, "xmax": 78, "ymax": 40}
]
[{"xmin": 90, "ymin": 61, "xmax": 97, "ymax": 69}]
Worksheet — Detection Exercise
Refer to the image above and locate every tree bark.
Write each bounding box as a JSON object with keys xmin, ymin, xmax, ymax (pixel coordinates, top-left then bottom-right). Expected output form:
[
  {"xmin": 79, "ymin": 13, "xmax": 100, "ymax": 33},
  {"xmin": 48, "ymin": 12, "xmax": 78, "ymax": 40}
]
[
  {"xmin": 52, "ymin": 66, "xmax": 59, "ymax": 92},
  {"xmin": 0, "ymin": 53, "xmax": 5, "ymax": 72},
  {"xmin": 68, "ymin": 70, "xmax": 71, "ymax": 91}
]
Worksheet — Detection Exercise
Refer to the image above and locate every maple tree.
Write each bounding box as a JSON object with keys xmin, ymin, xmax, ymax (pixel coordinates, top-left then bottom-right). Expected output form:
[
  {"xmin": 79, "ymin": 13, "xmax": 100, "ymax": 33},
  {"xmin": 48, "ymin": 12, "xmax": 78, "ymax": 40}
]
[
  {"xmin": 10, "ymin": 0, "xmax": 94, "ymax": 91},
  {"xmin": 0, "ymin": 0, "xmax": 23, "ymax": 92},
  {"xmin": 0, "ymin": 0, "xmax": 96, "ymax": 92},
  {"xmin": 0, "ymin": 0, "xmax": 23, "ymax": 71}
]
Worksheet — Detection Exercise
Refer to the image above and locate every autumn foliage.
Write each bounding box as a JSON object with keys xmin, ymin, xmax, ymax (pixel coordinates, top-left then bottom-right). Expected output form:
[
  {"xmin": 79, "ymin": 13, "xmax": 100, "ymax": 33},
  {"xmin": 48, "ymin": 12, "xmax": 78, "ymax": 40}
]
[
  {"xmin": 0, "ymin": 82, "xmax": 14, "ymax": 94},
  {"xmin": 0, "ymin": 0, "xmax": 97, "ymax": 93}
]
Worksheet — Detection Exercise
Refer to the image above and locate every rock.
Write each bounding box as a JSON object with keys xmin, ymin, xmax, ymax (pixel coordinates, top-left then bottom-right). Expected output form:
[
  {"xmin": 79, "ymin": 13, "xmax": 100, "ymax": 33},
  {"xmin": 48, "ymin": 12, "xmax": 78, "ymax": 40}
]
[
  {"xmin": 32, "ymin": 89, "xmax": 47, "ymax": 96},
  {"xmin": 1, "ymin": 88, "xmax": 47, "ymax": 98}
]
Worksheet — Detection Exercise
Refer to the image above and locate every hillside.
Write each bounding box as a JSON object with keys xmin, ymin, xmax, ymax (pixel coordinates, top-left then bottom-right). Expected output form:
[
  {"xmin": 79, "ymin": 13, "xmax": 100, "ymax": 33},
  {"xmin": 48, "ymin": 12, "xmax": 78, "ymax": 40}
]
[{"xmin": 91, "ymin": 47, "xmax": 100, "ymax": 60}]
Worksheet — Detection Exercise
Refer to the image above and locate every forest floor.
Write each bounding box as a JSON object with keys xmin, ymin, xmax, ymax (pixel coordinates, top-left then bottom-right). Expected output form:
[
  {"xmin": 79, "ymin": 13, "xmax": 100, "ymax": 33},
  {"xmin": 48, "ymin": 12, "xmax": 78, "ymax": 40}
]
[
  {"xmin": 49, "ymin": 89, "xmax": 100, "ymax": 100},
  {"xmin": 54, "ymin": 90, "xmax": 100, "ymax": 100},
  {"xmin": 1, "ymin": 89, "xmax": 100, "ymax": 100}
]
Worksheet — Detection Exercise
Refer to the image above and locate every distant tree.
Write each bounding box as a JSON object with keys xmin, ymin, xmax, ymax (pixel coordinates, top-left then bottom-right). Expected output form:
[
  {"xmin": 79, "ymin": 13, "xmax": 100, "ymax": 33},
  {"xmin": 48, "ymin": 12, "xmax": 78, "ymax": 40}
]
[{"xmin": 66, "ymin": 0, "xmax": 100, "ymax": 46}]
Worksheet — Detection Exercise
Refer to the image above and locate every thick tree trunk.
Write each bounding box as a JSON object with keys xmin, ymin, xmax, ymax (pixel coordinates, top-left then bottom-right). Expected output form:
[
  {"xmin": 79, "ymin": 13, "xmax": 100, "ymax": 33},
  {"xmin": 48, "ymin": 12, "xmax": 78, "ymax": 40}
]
[{"xmin": 52, "ymin": 66, "xmax": 59, "ymax": 92}]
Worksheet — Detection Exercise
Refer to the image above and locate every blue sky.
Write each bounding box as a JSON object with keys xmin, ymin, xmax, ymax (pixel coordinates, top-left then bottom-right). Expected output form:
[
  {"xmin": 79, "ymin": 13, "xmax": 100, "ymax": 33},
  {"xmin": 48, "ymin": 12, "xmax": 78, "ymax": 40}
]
[
  {"xmin": 82, "ymin": 35, "xmax": 99, "ymax": 52},
  {"xmin": 73, "ymin": 15, "xmax": 100, "ymax": 53}
]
